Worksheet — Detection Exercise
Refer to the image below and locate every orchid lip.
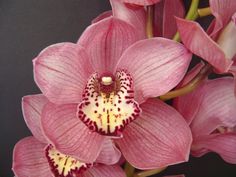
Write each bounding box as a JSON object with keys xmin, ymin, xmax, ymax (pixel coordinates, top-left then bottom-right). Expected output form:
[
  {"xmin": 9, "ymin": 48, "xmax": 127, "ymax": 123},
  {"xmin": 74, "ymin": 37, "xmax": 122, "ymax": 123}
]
[
  {"xmin": 77, "ymin": 69, "xmax": 141, "ymax": 136},
  {"xmin": 45, "ymin": 144, "xmax": 91, "ymax": 177}
]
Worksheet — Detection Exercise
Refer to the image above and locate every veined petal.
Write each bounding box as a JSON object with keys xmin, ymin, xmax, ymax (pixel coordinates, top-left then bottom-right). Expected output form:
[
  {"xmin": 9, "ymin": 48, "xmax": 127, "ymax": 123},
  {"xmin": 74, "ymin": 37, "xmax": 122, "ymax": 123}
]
[
  {"xmin": 84, "ymin": 165, "xmax": 126, "ymax": 177},
  {"xmin": 120, "ymin": 0, "xmax": 161, "ymax": 6},
  {"xmin": 41, "ymin": 103, "xmax": 105, "ymax": 163},
  {"xmin": 176, "ymin": 77, "xmax": 236, "ymax": 136},
  {"xmin": 78, "ymin": 17, "xmax": 139, "ymax": 73},
  {"xmin": 22, "ymin": 94, "xmax": 48, "ymax": 143},
  {"xmin": 192, "ymin": 133, "xmax": 236, "ymax": 164},
  {"xmin": 176, "ymin": 18, "xmax": 233, "ymax": 73},
  {"xmin": 12, "ymin": 137, "xmax": 52, "ymax": 177},
  {"xmin": 116, "ymin": 99, "xmax": 192, "ymax": 169},
  {"xmin": 116, "ymin": 38, "xmax": 191, "ymax": 104},
  {"xmin": 96, "ymin": 138, "xmax": 121, "ymax": 165},
  {"xmin": 34, "ymin": 43, "xmax": 94, "ymax": 104},
  {"xmin": 154, "ymin": 0, "xmax": 185, "ymax": 38},
  {"xmin": 209, "ymin": 0, "xmax": 236, "ymax": 36},
  {"xmin": 92, "ymin": 11, "xmax": 112, "ymax": 24},
  {"xmin": 110, "ymin": 0, "xmax": 146, "ymax": 38}
]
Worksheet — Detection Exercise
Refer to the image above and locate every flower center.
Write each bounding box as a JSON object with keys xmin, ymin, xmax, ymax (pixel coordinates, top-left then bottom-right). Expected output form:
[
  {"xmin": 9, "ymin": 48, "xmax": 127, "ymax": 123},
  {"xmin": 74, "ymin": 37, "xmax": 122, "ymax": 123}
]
[
  {"xmin": 78, "ymin": 70, "xmax": 141, "ymax": 136},
  {"xmin": 45, "ymin": 145, "xmax": 91, "ymax": 177}
]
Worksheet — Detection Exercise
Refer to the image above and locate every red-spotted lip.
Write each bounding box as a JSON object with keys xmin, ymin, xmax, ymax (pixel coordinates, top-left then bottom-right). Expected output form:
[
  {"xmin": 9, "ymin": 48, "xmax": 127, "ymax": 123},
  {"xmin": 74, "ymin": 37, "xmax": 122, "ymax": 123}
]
[
  {"xmin": 77, "ymin": 70, "xmax": 141, "ymax": 136},
  {"xmin": 45, "ymin": 144, "xmax": 91, "ymax": 177}
]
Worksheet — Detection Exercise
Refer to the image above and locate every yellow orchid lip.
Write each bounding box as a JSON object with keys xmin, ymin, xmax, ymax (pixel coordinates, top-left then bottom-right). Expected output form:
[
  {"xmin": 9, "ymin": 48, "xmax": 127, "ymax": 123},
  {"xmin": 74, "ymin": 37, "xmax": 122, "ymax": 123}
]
[{"xmin": 78, "ymin": 70, "xmax": 141, "ymax": 136}]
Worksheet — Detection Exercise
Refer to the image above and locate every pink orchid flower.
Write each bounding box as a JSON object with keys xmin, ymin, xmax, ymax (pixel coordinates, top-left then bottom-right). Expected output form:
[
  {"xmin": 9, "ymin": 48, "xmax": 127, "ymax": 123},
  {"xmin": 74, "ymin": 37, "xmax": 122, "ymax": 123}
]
[
  {"xmin": 120, "ymin": 0, "xmax": 161, "ymax": 6},
  {"xmin": 33, "ymin": 16, "xmax": 192, "ymax": 169},
  {"xmin": 174, "ymin": 77, "xmax": 236, "ymax": 164},
  {"xmin": 13, "ymin": 94, "xmax": 124, "ymax": 177},
  {"xmin": 176, "ymin": 0, "xmax": 236, "ymax": 73},
  {"xmin": 93, "ymin": 0, "xmax": 185, "ymax": 39}
]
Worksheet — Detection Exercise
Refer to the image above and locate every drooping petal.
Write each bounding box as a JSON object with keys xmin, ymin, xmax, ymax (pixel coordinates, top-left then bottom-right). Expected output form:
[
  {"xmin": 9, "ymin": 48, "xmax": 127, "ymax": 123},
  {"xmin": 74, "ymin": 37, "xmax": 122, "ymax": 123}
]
[
  {"xmin": 209, "ymin": 0, "xmax": 236, "ymax": 36},
  {"xmin": 154, "ymin": 0, "xmax": 185, "ymax": 38},
  {"xmin": 41, "ymin": 103, "xmax": 105, "ymax": 163},
  {"xmin": 12, "ymin": 137, "xmax": 52, "ymax": 177},
  {"xmin": 22, "ymin": 94, "xmax": 48, "ymax": 143},
  {"xmin": 96, "ymin": 138, "xmax": 121, "ymax": 165},
  {"xmin": 34, "ymin": 43, "xmax": 94, "ymax": 104},
  {"xmin": 84, "ymin": 165, "xmax": 126, "ymax": 177},
  {"xmin": 116, "ymin": 99, "xmax": 192, "ymax": 169},
  {"xmin": 176, "ymin": 77, "xmax": 236, "ymax": 136},
  {"xmin": 78, "ymin": 17, "xmax": 139, "ymax": 74},
  {"xmin": 176, "ymin": 18, "xmax": 233, "ymax": 73},
  {"xmin": 192, "ymin": 133, "xmax": 236, "ymax": 164},
  {"xmin": 110, "ymin": 0, "xmax": 146, "ymax": 38},
  {"xmin": 120, "ymin": 0, "xmax": 161, "ymax": 6},
  {"xmin": 116, "ymin": 38, "xmax": 191, "ymax": 104},
  {"xmin": 92, "ymin": 11, "xmax": 112, "ymax": 24}
]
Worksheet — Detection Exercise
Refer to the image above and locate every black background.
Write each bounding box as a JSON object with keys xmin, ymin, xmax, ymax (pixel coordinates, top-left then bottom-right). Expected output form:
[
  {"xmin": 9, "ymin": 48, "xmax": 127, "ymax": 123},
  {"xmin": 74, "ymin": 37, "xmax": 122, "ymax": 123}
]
[{"xmin": 0, "ymin": 0, "xmax": 235, "ymax": 176}]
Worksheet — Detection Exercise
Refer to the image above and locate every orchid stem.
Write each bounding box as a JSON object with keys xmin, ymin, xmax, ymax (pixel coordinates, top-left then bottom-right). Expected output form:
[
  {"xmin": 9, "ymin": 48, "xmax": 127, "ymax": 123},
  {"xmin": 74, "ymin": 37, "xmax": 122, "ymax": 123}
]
[
  {"xmin": 198, "ymin": 7, "xmax": 212, "ymax": 17},
  {"xmin": 146, "ymin": 5, "xmax": 154, "ymax": 38},
  {"xmin": 125, "ymin": 162, "xmax": 135, "ymax": 177},
  {"xmin": 133, "ymin": 167, "xmax": 167, "ymax": 177},
  {"xmin": 173, "ymin": 0, "xmax": 199, "ymax": 42},
  {"xmin": 160, "ymin": 64, "xmax": 212, "ymax": 101}
]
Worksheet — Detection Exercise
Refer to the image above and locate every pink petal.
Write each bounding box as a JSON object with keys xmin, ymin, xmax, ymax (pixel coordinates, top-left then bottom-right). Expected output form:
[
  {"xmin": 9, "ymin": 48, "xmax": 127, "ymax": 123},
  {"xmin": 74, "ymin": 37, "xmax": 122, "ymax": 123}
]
[
  {"xmin": 78, "ymin": 17, "xmax": 139, "ymax": 74},
  {"xmin": 110, "ymin": 0, "xmax": 146, "ymax": 38},
  {"xmin": 12, "ymin": 137, "xmax": 52, "ymax": 177},
  {"xmin": 121, "ymin": 0, "xmax": 161, "ymax": 6},
  {"xmin": 84, "ymin": 165, "xmax": 126, "ymax": 177},
  {"xmin": 116, "ymin": 99, "xmax": 192, "ymax": 169},
  {"xmin": 154, "ymin": 0, "xmax": 185, "ymax": 38},
  {"xmin": 34, "ymin": 43, "xmax": 93, "ymax": 104},
  {"xmin": 192, "ymin": 133, "xmax": 236, "ymax": 164},
  {"xmin": 41, "ymin": 103, "xmax": 105, "ymax": 162},
  {"xmin": 229, "ymin": 60, "xmax": 236, "ymax": 95},
  {"xmin": 92, "ymin": 11, "xmax": 112, "ymax": 24},
  {"xmin": 209, "ymin": 0, "xmax": 236, "ymax": 36},
  {"xmin": 96, "ymin": 138, "xmax": 121, "ymax": 165},
  {"xmin": 116, "ymin": 38, "xmax": 191, "ymax": 104},
  {"xmin": 176, "ymin": 78, "xmax": 236, "ymax": 136},
  {"xmin": 22, "ymin": 94, "xmax": 48, "ymax": 143},
  {"xmin": 176, "ymin": 18, "xmax": 233, "ymax": 73}
]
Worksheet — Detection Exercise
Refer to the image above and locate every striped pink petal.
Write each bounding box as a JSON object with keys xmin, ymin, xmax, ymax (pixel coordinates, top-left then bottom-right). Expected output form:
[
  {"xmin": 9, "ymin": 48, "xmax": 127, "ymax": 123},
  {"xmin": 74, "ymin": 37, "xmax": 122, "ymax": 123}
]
[
  {"xmin": 116, "ymin": 99, "xmax": 192, "ymax": 169},
  {"xmin": 78, "ymin": 17, "xmax": 139, "ymax": 74},
  {"xmin": 84, "ymin": 165, "xmax": 126, "ymax": 177},
  {"xmin": 12, "ymin": 137, "xmax": 52, "ymax": 177},
  {"xmin": 22, "ymin": 94, "xmax": 48, "ymax": 143},
  {"xmin": 116, "ymin": 37, "xmax": 191, "ymax": 104},
  {"xmin": 92, "ymin": 11, "xmax": 112, "ymax": 24},
  {"xmin": 34, "ymin": 43, "xmax": 94, "ymax": 104},
  {"xmin": 41, "ymin": 103, "xmax": 105, "ymax": 163},
  {"xmin": 120, "ymin": 0, "xmax": 161, "ymax": 6}
]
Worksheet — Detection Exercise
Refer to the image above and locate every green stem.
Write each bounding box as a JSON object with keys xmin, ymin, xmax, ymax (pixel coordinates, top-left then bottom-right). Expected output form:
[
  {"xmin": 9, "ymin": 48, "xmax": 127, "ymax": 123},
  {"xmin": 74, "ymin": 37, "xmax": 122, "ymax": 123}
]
[
  {"xmin": 133, "ymin": 167, "xmax": 167, "ymax": 177},
  {"xmin": 124, "ymin": 162, "xmax": 135, "ymax": 177},
  {"xmin": 146, "ymin": 5, "xmax": 154, "ymax": 38}
]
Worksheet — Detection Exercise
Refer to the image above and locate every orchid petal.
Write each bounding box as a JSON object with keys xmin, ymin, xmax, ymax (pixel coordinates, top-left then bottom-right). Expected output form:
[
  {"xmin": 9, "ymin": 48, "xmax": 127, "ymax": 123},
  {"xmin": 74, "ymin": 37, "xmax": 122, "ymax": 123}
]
[
  {"xmin": 110, "ymin": 0, "xmax": 146, "ymax": 38},
  {"xmin": 176, "ymin": 18, "xmax": 233, "ymax": 73},
  {"xmin": 22, "ymin": 94, "xmax": 48, "ymax": 143},
  {"xmin": 34, "ymin": 43, "xmax": 93, "ymax": 104},
  {"xmin": 154, "ymin": 0, "xmax": 185, "ymax": 38},
  {"xmin": 120, "ymin": 0, "xmax": 161, "ymax": 6},
  {"xmin": 78, "ymin": 17, "xmax": 139, "ymax": 73},
  {"xmin": 209, "ymin": 0, "xmax": 236, "ymax": 36},
  {"xmin": 96, "ymin": 138, "xmax": 121, "ymax": 165},
  {"xmin": 12, "ymin": 137, "xmax": 52, "ymax": 177},
  {"xmin": 176, "ymin": 78, "xmax": 236, "ymax": 136},
  {"xmin": 92, "ymin": 11, "xmax": 112, "ymax": 24},
  {"xmin": 116, "ymin": 99, "xmax": 192, "ymax": 169},
  {"xmin": 41, "ymin": 103, "xmax": 105, "ymax": 163},
  {"xmin": 116, "ymin": 38, "xmax": 191, "ymax": 104},
  {"xmin": 84, "ymin": 165, "xmax": 126, "ymax": 177},
  {"xmin": 192, "ymin": 133, "xmax": 236, "ymax": 164}
]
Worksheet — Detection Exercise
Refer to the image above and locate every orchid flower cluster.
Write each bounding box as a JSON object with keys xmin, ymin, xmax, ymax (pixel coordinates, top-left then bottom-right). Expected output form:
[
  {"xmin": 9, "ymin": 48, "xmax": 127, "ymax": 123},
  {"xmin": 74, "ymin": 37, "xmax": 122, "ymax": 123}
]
[{"xmin": 12, "ymin": 0, "xmax": 236, "ymax": 177}]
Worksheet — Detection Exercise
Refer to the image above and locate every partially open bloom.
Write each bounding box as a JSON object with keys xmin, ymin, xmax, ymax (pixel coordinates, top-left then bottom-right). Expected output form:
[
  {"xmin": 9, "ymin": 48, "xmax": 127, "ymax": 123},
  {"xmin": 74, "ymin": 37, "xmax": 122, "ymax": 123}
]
[
  {"xmin": 13, "ymin": 94, "xmax": 124, "ymax": 177},
  {"xmin": 33, "ymin": 16, "xmax": 192, "ymax": 169},
  {"xmin": 174, "ymin": 77, "xmax": 236, "ymax": 164},
  {"xmin": 176, "ymin": 0, "xmax": 236, "ymax": 73}
]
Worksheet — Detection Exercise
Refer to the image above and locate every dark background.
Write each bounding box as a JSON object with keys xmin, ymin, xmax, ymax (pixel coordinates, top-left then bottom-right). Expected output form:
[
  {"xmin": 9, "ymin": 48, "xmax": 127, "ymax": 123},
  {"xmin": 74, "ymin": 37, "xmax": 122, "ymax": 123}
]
[{"xmin": 0, "ymin": 0, "xmax": 235, "ymax": 176}]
